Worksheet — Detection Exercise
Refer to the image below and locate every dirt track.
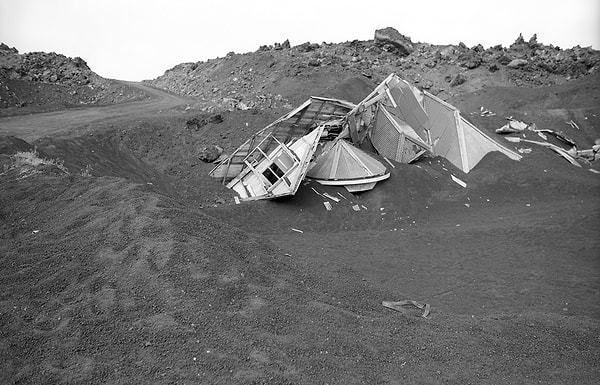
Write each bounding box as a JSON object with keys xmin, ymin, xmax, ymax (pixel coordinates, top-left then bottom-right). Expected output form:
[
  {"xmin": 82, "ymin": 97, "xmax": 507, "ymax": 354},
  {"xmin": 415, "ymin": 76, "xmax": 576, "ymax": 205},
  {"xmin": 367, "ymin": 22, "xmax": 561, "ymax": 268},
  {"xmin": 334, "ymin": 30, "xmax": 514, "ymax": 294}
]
[{"xmin": 0, "ymin": 82, "xmax": 190, "ymax": 141}]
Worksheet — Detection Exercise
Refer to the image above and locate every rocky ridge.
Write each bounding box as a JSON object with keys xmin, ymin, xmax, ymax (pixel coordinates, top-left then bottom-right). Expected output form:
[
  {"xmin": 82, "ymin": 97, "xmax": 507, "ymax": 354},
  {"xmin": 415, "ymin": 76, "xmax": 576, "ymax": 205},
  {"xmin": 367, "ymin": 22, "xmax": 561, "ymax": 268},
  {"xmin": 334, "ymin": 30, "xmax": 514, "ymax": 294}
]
[
  {"xmin": 146, "ymin": 28, "xmax": 600, "ymax": 112},
  {"xmin": 0, "ymin": 43, "xmax": 147, "ymax": 114}
]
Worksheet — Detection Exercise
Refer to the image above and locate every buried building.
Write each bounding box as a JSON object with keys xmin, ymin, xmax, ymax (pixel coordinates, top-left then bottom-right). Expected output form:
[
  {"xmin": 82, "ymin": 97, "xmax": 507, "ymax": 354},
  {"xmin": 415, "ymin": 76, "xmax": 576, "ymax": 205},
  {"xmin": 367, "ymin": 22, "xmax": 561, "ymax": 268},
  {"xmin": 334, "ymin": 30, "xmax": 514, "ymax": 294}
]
[
  {"xmin": 209, "ymin": 74, "xmax": 521, "ymax": 201},
  {"xmin": 345, "ymin": 73, "xmax": 522, "ymax": 173},
  {"xmin": 209, "ymin": 97, "xmax": 357, "ymax": 200}
]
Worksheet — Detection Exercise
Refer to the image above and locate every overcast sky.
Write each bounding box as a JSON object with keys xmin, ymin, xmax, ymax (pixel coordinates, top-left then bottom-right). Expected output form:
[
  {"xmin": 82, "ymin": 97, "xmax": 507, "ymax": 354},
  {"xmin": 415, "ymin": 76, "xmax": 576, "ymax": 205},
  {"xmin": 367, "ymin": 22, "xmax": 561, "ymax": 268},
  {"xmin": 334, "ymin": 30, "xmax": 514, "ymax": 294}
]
[{"xmin": 1, "ymin": 0, "xmax": 598, "ymax": 81}]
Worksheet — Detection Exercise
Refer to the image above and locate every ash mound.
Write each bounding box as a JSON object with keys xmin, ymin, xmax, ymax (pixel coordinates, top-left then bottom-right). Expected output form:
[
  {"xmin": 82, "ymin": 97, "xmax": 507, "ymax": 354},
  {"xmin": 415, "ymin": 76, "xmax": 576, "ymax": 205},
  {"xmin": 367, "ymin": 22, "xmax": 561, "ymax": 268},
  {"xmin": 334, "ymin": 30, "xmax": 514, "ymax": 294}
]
[
  {"xmin": 146, "ymin": 28, "xmax": 600, "ymax": 112},
  {"xmin": 0, "ymin": 43, "xmax": 149, "ymax": 116}
]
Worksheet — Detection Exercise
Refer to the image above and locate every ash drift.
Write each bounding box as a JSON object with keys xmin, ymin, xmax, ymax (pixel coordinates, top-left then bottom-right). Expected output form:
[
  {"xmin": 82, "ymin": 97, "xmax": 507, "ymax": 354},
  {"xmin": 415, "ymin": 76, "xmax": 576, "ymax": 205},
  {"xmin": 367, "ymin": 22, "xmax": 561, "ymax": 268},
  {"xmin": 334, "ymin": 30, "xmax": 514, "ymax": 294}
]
[{"xmin": 210, "ymin": 74, "xmax": 521, "ymax": 201}]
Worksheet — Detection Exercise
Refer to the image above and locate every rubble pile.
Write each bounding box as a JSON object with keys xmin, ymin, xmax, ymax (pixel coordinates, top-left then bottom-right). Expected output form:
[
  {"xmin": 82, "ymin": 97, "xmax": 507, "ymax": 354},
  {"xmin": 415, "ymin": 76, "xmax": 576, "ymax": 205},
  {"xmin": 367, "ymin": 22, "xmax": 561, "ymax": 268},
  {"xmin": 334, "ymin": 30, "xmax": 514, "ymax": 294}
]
[
  {"xmin": 0, "ymin": 43, "xmax": 95, "ymax": 86},
  {"xmin": 0, "ymin": 43, "xmax": 146, "ymax": 111},
  {"xmin": 146, "ymin": 28, "xmax": 600, "ymax": 109},
  {"xmin": 147, "ymin": 53, "xmax": 295, "ymax": 112}
]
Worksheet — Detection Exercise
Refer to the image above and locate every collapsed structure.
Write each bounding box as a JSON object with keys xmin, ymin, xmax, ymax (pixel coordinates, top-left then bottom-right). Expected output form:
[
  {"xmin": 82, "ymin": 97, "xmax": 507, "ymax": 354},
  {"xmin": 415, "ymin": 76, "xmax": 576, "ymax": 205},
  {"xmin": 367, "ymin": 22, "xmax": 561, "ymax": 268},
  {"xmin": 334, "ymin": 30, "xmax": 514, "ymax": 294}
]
[
  {"xmin": 346, "ymin": 74, "xmax": 521, "ymax": 173},
  {"xmin": 210, "ymin": 74, "xmax": 521, "ymax": 201}
]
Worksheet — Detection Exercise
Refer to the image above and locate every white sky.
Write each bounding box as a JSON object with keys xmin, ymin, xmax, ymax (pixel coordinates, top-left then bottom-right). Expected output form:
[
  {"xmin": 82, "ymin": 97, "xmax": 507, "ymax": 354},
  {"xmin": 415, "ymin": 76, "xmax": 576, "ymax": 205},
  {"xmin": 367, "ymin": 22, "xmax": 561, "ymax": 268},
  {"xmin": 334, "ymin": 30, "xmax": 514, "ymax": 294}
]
[{"xmin": 1, "ymin": 0, "xmax": 598, "ymax": 81}]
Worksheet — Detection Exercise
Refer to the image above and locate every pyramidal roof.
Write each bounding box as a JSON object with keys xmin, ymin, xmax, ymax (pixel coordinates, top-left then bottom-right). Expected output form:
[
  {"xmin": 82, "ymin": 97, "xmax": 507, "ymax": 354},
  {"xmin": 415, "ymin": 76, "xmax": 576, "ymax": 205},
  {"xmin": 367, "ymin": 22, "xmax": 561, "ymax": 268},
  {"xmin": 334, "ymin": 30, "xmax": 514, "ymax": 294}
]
[{"xmin": 307, "ymin": 139, "xmax": 389, "ymax": 182}]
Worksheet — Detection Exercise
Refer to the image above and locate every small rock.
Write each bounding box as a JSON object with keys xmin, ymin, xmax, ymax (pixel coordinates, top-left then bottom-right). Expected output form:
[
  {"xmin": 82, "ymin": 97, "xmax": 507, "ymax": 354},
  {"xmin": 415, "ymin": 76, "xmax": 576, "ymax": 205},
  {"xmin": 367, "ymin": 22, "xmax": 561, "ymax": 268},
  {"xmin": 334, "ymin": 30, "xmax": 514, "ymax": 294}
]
[
  {"xmin": 497, "ymin": 54, "xmax": 513, "ymax": 65},
  {"xmin": 507, "ymin": 59, "xmax": 528, "ymax": 68},
  {"xmin": 471, "ymin": 44, "xmax": 484, "ymax": 53},
  {"xmin": 186, "ymin": 117, "xmax": 204, "ymax": 129},
  {"xmin": 528, "ymin": 33, "xmax": 539, "ymax": 48},
  {"xmin": 437, "ymin": 46, "xmax": 456, "ymax": 59},
  {"xmin": 449, "ymin": 73, "xmax": 467, "ymax": 87},
  {"xmin": 208, "ymin": 113, "xmax": 223, "ymax": 124},
  {"xmin": 457, "ymin": 52, "xmax": 482, "ymax": 69},
  {"xmin": 514, "ymin": 33, "xmax": 525, "ymax": 45}
]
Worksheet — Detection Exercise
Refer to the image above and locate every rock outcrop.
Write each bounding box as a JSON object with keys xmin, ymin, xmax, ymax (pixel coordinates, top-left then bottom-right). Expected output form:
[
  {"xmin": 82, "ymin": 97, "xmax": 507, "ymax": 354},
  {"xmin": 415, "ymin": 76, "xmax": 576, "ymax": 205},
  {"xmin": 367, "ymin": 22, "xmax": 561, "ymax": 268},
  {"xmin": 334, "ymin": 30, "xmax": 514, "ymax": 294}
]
[
  {"xmin": 145, "ymin": 30, "xmax": 599, "ymax": 110},
  {"xmin": 0, "ymin": 44, "xmax": 147, "ymax": 112},
  {"xmin": 374, "ymin": 27, "xmax": 414, "ymax": 56}
]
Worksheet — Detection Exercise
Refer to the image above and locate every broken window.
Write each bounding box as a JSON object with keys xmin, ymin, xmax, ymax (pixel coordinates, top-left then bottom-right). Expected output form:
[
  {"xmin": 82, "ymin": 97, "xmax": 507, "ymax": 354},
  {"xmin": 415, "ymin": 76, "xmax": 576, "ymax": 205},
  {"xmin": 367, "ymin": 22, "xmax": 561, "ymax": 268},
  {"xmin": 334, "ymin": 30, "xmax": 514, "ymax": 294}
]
[{"xmin": 263, "ymin": 163, "xmax": 285, "ymax": 184}]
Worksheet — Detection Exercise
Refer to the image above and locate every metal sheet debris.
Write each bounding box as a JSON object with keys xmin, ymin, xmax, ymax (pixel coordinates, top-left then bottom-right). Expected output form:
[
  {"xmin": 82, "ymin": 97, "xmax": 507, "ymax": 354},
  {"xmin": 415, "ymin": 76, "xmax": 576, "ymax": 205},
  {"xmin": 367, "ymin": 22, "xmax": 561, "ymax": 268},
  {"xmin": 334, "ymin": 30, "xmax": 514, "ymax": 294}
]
[
  {"xmin": 480, "ymin": 106, "xmax": 496, "ymax": 117},
  {"xmin": 505, "ymin": 137, "xmax": 582, "ymax": 167},
  {"xmin": 496, "ymin": 118, "xmax": 529, "ymax": 133},
  {"xmin": 382, "ymin": 300, "xmax": 431, "ymax": 318},
  {"xmin": 311, "ymin": 187, "xmax": 325, "ymax": 198},
  {"xmin": 566, "ymin": 120, "xmax": 580, "ymax": 130},
  {"xmin": 534, "ymin": 129, "xmax": 575, "ymax": 146},
  {"xmin": 576, "ymin": 140, "xmax": 600, "ymax": 162},
  {"xmin": 451, "ymin": 175, "xmax": 467, "ymax": 188},
  {"xmin": 322, "ymin": 192, "xmax": 340, "ymax": 202}
]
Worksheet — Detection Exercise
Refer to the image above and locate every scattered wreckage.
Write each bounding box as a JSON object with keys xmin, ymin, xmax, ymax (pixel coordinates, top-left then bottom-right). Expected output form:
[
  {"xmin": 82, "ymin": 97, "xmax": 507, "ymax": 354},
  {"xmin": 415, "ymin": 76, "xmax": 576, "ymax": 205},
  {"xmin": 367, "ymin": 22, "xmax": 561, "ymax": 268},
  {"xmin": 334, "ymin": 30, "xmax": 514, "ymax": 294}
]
[
  {"xmin": 209, "ymin": 73, "xmax": 523, "ymax": 201},
  {"xmin": 496, "ymin": 117, "xmax": 600, "ymax": 168}
]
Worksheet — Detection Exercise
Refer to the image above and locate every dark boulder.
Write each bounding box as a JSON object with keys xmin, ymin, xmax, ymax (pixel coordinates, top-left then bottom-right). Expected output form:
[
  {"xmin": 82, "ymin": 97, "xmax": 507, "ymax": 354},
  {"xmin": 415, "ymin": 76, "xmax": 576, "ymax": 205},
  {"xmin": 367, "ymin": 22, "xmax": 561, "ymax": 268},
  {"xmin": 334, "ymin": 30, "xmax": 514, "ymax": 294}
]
[
  {"xmin": 457, "ymin": 51, "xmax": 482, "ymax": 69},
  {"xmin": 374, "ymin": 27, "xmax": 414, "ymax": 57},
  {"xmin": 449, "ymin": 73, "xmax": 467, "ymax": 87},
  {"xmin": 208, "ymin": 113, "xmax": 223, "ymax": 124},
  {"xmin": 198, "ymin": 145, "xmax": 223, "ymax": 163}
]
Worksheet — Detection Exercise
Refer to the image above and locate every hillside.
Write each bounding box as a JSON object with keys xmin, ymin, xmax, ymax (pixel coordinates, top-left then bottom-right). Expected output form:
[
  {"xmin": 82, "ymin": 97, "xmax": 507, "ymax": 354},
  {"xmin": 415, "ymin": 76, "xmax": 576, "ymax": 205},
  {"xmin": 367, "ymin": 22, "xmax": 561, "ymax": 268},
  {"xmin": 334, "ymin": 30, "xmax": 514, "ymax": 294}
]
[
  {"xmin": 146, "ymin": 29, "xmax": 600, "ymax": 111},
  {"xmin": 0, "ymin": 43, "xmax": 149, "ymax": 116}
]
